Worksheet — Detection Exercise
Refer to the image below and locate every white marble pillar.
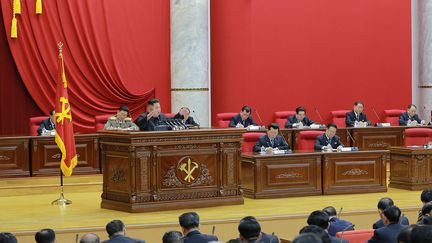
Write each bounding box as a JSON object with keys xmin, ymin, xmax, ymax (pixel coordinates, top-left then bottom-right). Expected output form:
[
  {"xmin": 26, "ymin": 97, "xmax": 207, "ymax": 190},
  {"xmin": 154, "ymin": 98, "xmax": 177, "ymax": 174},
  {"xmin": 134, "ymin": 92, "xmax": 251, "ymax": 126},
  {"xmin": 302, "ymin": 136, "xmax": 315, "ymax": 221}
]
[
  {"xmin": 413, "ymin": 0, "xmax": 432, "ymax": 122},
  {"xmin": 170, "ymin": 0, "xmax": 211, "ymax": 127}
]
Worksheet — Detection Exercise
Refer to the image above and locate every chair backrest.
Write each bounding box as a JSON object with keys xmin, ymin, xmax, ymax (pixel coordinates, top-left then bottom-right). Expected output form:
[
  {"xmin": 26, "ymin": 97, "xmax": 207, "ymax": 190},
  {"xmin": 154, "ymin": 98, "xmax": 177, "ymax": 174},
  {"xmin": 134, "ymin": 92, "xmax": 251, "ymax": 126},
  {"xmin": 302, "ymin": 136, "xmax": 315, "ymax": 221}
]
[
  {"xmin": 94, "ymin": 114, "xmax": 113, "ymax": 131},
  {"xmin": 336, "ymin": 229, "xmax": 374, "ymax": 243},
  {"xmin": 216, "ymin": 113, "xmax": 238, "ymax": 128},
  {"xmin": 296, "ymin": 130, "xmax": 324, "ymax": 151},
  {"xmin": 274, "ymin": 111, "xmax": 296, "ymax": 128},
  {"xmin": 404, "ymin": 128, "xmax": 432, "ymax": 146},
  {"xmin": 330, "ymin": 110, "xmax": 350, "ymax": 128},
  {"xmin": 383, "ymin": 109, "xmax": 405, "ymax": 126},
  {"xmin": 242, "ymin": 132, "xmax": 266, "ymax": 152},
  {"xmin": 165, "ymin": 113, "xmax": 176, "ymax": 118},
  {"xmin": 29, "ymin": 116, "xmax": 49, "ymax": 136}
]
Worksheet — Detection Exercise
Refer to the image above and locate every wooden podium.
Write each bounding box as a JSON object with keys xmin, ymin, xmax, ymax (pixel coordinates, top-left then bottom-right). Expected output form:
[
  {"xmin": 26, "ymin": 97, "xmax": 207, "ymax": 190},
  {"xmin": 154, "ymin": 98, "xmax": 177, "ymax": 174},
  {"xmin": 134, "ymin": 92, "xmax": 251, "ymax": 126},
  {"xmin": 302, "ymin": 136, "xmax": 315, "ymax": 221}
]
[{"xmin": 98, "ymin": 128, "xmax": 244, "ymax": 212}]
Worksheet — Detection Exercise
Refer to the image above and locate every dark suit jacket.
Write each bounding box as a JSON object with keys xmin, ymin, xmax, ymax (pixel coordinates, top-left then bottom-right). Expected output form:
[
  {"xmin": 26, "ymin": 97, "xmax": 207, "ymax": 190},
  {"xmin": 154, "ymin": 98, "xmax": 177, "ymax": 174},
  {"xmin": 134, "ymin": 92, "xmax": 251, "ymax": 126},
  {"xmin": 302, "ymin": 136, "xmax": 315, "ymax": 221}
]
[
  {"xmin": 260, "ymin": 232, "xmax": 279, "ymax": 243},
  {"xmin": 314, "ymin": 134, "xmax": 343, "ymax": 151},
  {"xmin": 399, "ymin": 112, "xmax": 422, "ymax": 126},
  {"xmin": 330, "ymin": 235, "xmax": 349, "ymax": 243},
  {"xmin": 345, "ymin": 110, "xmax": 371, "ymax": 127},
  {"xmin": 285, "ymin": 115, "xmax": 315, "ymax": 128},
  {"xmin": 367, "ymin": 223, "xmax": 406, "ymax": 243},
  {"xmin": 328, "ymin": 218, "xmax": 354, "ymax": 237},
  {"xmin": 135, "ymin": 112, "xmax": 167, "ymax": 131},
  {"xmin": 102, "ymin": 235, "xmax": 145, "ymax": 243},
  {"xmin": 253, "ymin": 135, "xmax": 290, "ymax": 152},
  {"xmin": 182, "ymin": 230, "xmax": 218, "ymax": 243},
  {"xmin": 229, "ymin": 114, "xmax": 256, "ymax": 127},
  {"xmin": 37, "ymin": 118, "xmax": 55, "ymax": 135},
  {"xmin": 173, "ymin": 113, "xmax": 198, "ymax": 126},
  {"xmin": 372, "ymin": 216, "xmax": 409, "ymax": 229}
]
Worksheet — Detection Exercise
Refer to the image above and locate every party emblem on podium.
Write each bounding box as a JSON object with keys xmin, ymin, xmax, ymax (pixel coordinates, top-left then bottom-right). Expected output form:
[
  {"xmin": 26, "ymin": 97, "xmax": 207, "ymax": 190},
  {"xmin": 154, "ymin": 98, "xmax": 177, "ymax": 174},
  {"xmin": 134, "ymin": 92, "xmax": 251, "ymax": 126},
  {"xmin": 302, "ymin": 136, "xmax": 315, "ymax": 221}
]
[{"xmin": 177, "ymin": 156, "xmax": 200, "ymax": 184}]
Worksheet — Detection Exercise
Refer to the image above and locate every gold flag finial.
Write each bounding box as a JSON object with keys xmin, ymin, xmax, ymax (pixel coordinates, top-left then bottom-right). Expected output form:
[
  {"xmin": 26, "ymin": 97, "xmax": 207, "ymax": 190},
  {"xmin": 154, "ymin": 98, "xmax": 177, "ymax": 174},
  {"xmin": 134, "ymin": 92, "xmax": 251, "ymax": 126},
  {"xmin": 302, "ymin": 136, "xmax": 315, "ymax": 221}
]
[{"xmin": 58, "ymin": 42, "xmax": 63, "ymax": 55}]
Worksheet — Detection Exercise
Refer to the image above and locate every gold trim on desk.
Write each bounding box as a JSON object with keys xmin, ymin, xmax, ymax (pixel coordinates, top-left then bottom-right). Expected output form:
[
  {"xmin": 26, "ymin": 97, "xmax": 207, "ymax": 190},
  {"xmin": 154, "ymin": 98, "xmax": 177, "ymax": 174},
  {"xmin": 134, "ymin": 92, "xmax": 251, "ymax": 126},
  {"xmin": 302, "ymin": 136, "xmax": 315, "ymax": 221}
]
[{"xmin": 171, "ymin": 88, "xmax": 209, "ymax": 91}]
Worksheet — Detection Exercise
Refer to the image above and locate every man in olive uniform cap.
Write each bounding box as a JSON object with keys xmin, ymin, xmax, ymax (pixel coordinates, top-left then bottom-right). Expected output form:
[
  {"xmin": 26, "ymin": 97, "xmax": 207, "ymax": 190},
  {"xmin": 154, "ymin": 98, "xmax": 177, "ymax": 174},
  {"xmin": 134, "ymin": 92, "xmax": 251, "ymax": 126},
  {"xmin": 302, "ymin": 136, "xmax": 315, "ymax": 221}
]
[{"xmin": 104, "ymin": 106, "xmax": 139, "ymax": 131}]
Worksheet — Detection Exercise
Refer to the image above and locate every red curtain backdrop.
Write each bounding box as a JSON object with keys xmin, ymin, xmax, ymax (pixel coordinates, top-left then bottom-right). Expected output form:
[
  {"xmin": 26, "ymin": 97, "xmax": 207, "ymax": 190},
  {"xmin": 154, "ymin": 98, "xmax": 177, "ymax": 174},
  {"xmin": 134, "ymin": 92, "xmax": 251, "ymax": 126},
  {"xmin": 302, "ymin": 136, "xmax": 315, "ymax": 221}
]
[
  {"xmin": 211, "ymin": 0, "xmax": 412, "ymax": 126},
  {"xmin": 1, "ymin": 0, "xmax": 171, "ymax": 133}
]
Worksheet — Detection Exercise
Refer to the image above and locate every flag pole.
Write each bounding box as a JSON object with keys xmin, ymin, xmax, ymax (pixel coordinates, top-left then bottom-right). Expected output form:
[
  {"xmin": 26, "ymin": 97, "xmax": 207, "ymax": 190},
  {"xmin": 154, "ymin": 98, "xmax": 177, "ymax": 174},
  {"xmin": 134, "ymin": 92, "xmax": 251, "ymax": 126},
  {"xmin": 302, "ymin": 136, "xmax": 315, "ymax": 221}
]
[{"xmin": 51, "ymin": 41, "xmax": 72, "ymax": 206}]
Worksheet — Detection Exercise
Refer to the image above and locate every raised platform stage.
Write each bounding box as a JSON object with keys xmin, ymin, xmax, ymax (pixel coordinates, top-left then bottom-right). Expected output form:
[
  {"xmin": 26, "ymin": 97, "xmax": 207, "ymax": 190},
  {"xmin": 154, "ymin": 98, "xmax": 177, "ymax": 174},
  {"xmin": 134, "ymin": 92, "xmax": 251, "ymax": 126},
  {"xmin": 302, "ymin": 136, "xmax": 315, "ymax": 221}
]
[{"xmin": 0, "ymin": 175, "xmax": 423, "ymax": 243}]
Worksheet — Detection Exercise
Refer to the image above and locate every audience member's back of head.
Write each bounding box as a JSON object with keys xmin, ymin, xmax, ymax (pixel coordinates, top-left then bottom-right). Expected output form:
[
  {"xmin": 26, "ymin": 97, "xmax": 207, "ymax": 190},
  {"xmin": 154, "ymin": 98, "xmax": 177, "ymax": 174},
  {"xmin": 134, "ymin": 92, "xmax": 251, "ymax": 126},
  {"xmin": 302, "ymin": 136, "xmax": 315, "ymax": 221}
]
[
  {"xmin": 35, "ymin": 229, "xmax": 56, "ymax": 243},
  {"xmin": 377, "ymin": 197, "xmax": 394, "ymax": 210},
  {"xmin": 383, "ymin": 205, "xmax": 401, "ymax": 224},
  {"xmin": 397, "ymin": 224, "xmax": 417, "ymax": 243},
  {"xmin": 423, "ymin": 215, "xmax": 432, "ymax": 225},
  {"xmin": 299, "ymin": 225, "xmax": 330, "ymax": 243},
  {"xmin": 307, "ymin": 210, "xmax": 329, "ymax": 230},
  {"xmin": 238, "ymin": 216, "xmax": 261, "ymax": 241},
  {"xmin": 79, "ymin": 233, "xmax": 100, "ymax": 243},
  {"xmin": 421, "ymin": 189, "xmax": 432, "ymax": 203},
  {"xmin": 422, "ymin": 203, "xmax": 432, "ymax": 216},
  {"xmin": 179, "ymin": 212, "xmax": 200, "ymax": 230},
  {"xmin": 411, "ymin": 225, "xmax": 432, "ymax": 243},
  {"xmin": 293, "ymin": 233, "xmax": 323, "ymax": 243},
  {"xmin": 0, "ymin": 233, "xmax": 17, "ymax": 243},
  {"xmin": 105, "ymin": 220, "xmax": 125, "ymax": 237},
  {"xmin": 322, "ymin": 206, "xmax": 337, "ymax": 217},
  {"xmin": 162, "ymin": 231, "xmax": 182, "ymax": 243}
]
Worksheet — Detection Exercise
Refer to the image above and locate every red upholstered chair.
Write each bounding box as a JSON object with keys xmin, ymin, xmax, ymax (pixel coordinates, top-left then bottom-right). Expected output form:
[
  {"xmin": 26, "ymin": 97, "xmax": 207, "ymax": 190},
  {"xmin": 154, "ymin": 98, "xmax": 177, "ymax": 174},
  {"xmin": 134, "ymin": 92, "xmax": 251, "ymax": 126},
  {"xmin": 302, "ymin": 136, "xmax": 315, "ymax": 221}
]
[
  {"xmin": 242, "ymin": 132, "xmax": 266, "ymax": 152},
  {"xmin": 216, "ymin": 113, "xmax": 237, "ymax": 128},
  {"xmin": 296, "ymin": 130, "xmax": 324, "ymax": 151},
  {"xmin": 404, "ymin": 128, "xmax": 432, "ymax": 146},
  {"xmin": 94, "ymin": 114, "xmax": 113, "ymax": 131},
  {"xmin": 336, "ymin": 229, "xmax": 374, "ymax": 243},
  {"xmin": 29, "ymin": 116, "xmax": 49, "ymax": 136},
  {"xmin": 330, "ymin": 110, "xmax": 350, "ymax": 128},
  {"xmin": 383, "ymin": 109, "xmax": 405, "ymax": 126},
  {"xmin": 274, "ymin": 111, "xmax": 296, "ymax": 128},
  {"xmin": 165, "ymin": 113, "xmax": 176, "ymax": 118}
]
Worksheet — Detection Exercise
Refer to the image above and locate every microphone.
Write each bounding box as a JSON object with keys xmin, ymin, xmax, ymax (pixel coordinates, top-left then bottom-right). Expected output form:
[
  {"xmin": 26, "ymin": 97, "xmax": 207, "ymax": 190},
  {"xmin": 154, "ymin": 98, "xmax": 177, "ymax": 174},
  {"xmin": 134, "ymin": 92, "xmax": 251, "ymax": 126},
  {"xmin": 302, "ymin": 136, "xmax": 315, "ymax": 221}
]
[
  {"xmin": 372, "ymin": 107, "xmax": 381, "ymax": 124},
  {"xmin": 315, "ymin": 107, "xmax": 324, "ymax": 124},
  {"xmin": 339, "ymin": 224, "xmax": 355, "ymax": 243},
  {"xmin": 212, "ymin": 225, "xmax": 216, "ymax": 235},
  {"xmin": 75, "ymin": 234, "xmax": 79, "ymax": 243},
  {"xmin": 337, "ymin": 207, "xmax": 343, "ymax": 219},
  {"xmin": 255, "ymin": 110, "xmax": 264, "ymax": 126},
  {"xmin": 268, "ymin": 232, "xmax": 275, "ymax": 243},
  {"xmin": 192, "ymin": 110, "xmax": 201, "ymax": 127}
]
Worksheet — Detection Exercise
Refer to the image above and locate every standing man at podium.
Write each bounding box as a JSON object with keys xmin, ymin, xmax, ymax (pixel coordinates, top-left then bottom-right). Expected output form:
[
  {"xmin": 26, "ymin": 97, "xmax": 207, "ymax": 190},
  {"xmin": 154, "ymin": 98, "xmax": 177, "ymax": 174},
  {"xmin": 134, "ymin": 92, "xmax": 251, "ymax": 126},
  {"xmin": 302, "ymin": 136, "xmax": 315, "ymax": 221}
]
[
  {"xmin": 346, "ymin": 101, "xmax": 371, "ymax": 127},
  {"xmin": 229, "ymin": 106, "xmax": 257, "ymax": 128},
  {"xmin": 399, "ymin": 104, "xmax": 425, "ymax": 126},
  {"xmin": 136, "ymin": 99, "xmax": 167, "ymax": 131}
]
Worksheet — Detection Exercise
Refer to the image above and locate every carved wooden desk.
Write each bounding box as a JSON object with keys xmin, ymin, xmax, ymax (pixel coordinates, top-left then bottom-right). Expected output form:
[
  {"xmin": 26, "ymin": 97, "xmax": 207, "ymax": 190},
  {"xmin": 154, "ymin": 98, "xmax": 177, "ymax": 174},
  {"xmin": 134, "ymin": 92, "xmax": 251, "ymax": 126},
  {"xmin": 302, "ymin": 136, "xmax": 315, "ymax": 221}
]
[
  {"xmin": 241, "ymin": 150, "xmax": 388, "ymax": 198},
  {"xmin": 389, "ymin": 146, "xmax": 432, "ymax": 190},
  {"xmin": 350, "ymin": 127, "xmax": 406, "ymax": 150},
  {"xmin": 98, "ymin": 128, "xmax": 244, "ymax": 212},
  {"xmin": 0, "ymin": 136, "xmax": 30, "ymax": 177},
  {"xmin": 31, "ymin": 134, "xmax": 100, "ymax": 176}
]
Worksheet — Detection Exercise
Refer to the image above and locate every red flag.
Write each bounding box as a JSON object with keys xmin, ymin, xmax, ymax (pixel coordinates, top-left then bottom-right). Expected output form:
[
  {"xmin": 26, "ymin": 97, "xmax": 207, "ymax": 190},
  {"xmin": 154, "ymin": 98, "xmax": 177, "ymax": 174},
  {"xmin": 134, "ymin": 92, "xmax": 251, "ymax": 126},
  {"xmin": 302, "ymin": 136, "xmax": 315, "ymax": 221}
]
[{"xmin": 54, "ymin": 47, "xmax": 77, "ymax": 176}]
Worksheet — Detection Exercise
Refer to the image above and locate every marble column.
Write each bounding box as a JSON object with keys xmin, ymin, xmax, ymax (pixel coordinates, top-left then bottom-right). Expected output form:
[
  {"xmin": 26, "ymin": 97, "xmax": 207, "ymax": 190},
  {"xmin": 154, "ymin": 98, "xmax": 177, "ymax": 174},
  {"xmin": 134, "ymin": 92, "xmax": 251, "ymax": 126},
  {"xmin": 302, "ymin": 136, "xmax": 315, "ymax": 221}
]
[
  {"xmin": 170, "ymin": 0, "xmax": 211, "ymax": 127},
  {"xmin": 413, "ymin": 0, "xmax": 432, "ymax": 122}
]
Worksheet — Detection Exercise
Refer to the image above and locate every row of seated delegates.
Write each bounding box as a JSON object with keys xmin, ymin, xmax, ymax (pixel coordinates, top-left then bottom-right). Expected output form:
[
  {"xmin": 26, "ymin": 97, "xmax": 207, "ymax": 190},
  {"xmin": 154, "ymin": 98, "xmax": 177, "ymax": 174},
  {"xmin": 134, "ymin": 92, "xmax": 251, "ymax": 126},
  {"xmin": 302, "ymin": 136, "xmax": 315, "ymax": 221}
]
[
  {"xmin": 229, "ymin": 106, "xmax": 257, "ymax": 128},
  {"xmin": 285, "ymin": 107, "xmax": 315, "ymax": 128},
  {"xmin": 104, "ymin": 106, "xmax": 139, "ymax": 131},
  {"xmin": 252, "ymin": 123, "xmax": 290, "ymax": 153},
  {"xmin": 135, "ymin": 99, "xmax": 198, "ymax": 131},
  {"xmin": 400, "ymin": 103, "xmax": 426, "ymax": 126},
  {"xmin": 37, "ymin": 110, "xmax": 56, "ymax": 136}
]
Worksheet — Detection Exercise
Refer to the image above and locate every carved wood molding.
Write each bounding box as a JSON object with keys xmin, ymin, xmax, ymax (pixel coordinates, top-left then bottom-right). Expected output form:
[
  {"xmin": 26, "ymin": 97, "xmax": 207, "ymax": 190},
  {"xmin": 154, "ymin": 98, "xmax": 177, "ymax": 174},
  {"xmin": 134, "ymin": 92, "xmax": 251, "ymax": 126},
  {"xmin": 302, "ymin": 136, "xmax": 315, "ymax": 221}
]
[{"xmin": 342, "ymin": 168, "xmax": 368, "ymax": 176}]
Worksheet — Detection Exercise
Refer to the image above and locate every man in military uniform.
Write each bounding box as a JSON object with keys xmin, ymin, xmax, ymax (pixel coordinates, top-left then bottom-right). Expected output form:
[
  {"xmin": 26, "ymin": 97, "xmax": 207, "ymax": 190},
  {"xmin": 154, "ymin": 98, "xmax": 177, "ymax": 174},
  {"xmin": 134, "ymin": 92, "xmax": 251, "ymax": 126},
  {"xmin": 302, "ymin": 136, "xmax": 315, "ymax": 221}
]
[{"xmin": 104, "ymin": 106, "xmax": 139, "ymax": 131}]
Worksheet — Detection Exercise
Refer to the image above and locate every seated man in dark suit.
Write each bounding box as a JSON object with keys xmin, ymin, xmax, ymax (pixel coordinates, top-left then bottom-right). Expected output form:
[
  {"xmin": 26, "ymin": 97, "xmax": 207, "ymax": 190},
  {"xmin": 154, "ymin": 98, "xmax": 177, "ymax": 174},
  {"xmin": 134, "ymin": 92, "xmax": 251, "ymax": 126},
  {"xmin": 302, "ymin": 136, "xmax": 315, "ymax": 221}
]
[
  {"xmin": 102, "ymin": 220, "xmax": 145, "ymax": 243},
  {"xmin": 372, "ymin": 197, "xmax": 409, "ymax": 229},
  {"xmin": 420, "ymin": 203, "xmax": 432, "ymax": 224},
  {"xmin": 79, "ymin": 233, "xmax": 100, "ymax": 243},
  {"xmin": 322, "ymin": 206, "xmax": 354, "ymax": 236},
  {"xmin": 368, "ymin": 206, "xmax": 406, "ymax": 243},
  {"xmin": 292, "ymin": 233, "xmax": 323, "ymax": 243},
  {"xmin": 230, "ymin": 216, "xmax": 279, "ymax": 243},
  {"xmin": 399, "ymin": 104, "xmax": 425, "ymax": 126},
  {"xmin": 345, "ymin": 101, "xmax": 371, "ymax": 127},
  {"xmin": 229, "ymin": 106, "xmax": 257, "ymax": 128},
  {"xmin": 0, "ymin": 232, "xmax": 17, "ymax": 243},
  {"xmin": 179, "ymin": 212, "xmax": 218, "ymax": 243},
  {"xmin": 173, "ymin": 107, "xmax": 199, "ymax": 126},
  {"xmin": 136, "ymin": 99, "xmax": 167, "ymax": 131},
  {"xmin": 253, "ymin": 123, "xmax": 290, "ymax": 153},
  {"xmin": 418, "ymin": 189, "xmax": 432, "ymax": 223},
  {"xmin": 37, "ymin": 110, "xmax": 56, "ymax": 136},
  {"xmin": 314, "ymin": 124, "xmax": 343, "ymax": 151},
  {"xmin": 411, "ymin": 225, "xmax": 432, "ymax": 243},
  {"xmin": 35, "ymin": 229, "xmax": 56, "ymax": 243},
  {"xmin": 285, "ymin": 107, "xmax": 315, "ymax": 128},
  {"xmin": 299, "ymin": 225, "xmax": 330, "ymax": 243},
  {"xmin": 307, "ymin": 210, "xmax": 348, "ymax": 243},
  {"xmin": 162, "ymin": 231, "xmax": 182, "ymax": 243}
]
